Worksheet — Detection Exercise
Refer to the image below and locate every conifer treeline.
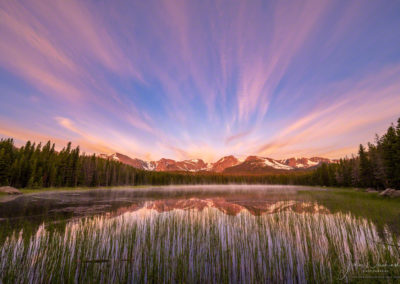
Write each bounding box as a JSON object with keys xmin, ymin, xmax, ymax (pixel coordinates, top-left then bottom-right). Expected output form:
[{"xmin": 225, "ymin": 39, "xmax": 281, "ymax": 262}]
[
  {"xmin": 309, "ymin": 118, "xmax": 400, "ymax": 189},
  {"xmin": 0, "ymin": 140, "xmax": 136, "ymax": 188},
  {"xmin": 0, "ymin": 118, "xmax": 399, "ymax": 189}
]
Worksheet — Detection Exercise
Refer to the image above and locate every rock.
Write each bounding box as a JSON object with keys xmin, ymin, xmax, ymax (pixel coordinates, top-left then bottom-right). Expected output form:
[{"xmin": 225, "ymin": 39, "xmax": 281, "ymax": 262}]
[
  {"xmin": 365, "ymin": 188, "xmax": 378, "ymax": 193},
  {"xmin": 379, "ymin": 188, "xmax": 393, "ymax": 196},
  {"xmin": 391, "ymin": 191, "xmax": 400, "ymax": 198},
  {"xmin": 379, "ymin": 188, "xmax": 399, "ymax": 197},
  {"xmin": 0, "ymin": 186, "xmax": 22, "ymax": 195}
]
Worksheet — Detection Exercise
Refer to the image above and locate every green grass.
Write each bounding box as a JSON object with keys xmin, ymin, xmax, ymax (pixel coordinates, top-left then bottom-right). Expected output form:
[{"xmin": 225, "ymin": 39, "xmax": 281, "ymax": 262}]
[{"xmin": 299, "ymin": 187, "xmax": 400, "ymax": 235}]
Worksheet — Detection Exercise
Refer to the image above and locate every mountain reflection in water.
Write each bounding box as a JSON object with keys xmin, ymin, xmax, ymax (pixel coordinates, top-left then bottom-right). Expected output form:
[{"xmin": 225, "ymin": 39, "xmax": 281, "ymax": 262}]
[
  {"xmin": 110, "ymin": 198, "xmax": 330, "ymax": 217},
  {"xmin": 0, "ymin": 185, "xmax": 324, "ymax": 222}
]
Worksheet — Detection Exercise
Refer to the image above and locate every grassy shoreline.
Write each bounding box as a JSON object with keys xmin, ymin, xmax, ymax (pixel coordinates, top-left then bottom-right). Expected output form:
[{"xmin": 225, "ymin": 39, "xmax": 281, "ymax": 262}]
[
  {"xmin": 3, "ymin": 185, "xmax": 399, "ymax": 204},
  {"xmin": 19, "ymin": 185, "xmax": 151, "ymax": 194},
  {"xmin": 13, "ymin": 184, "xmax": 342, "ymax": 195},
  {"xmin": 10, "ymin": 184, "xmax": 397, "ymax": 195}
]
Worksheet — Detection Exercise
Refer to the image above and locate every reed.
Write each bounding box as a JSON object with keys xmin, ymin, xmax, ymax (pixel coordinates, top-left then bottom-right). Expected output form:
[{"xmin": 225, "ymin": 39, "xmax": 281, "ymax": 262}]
[{"xmin": 1, "ymin": 202, "xmax": 399, "ymax": 283}]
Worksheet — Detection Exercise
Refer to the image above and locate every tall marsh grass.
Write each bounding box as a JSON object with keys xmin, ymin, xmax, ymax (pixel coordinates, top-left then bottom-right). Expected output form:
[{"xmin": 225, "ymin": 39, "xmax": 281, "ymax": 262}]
[{"xmin": 1, "ymin": 203, "xmax": 399, "ymax": 283}]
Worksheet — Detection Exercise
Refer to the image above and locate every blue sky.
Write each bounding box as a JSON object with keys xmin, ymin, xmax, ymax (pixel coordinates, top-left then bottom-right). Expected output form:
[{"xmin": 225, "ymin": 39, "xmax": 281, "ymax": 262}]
[{"xmin": 0, "ymin": 0, "xmax": 400, "ymax": 161}]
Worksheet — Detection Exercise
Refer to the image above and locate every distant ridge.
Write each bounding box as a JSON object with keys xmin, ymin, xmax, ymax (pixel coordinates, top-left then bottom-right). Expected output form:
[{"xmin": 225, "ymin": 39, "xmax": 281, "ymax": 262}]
[{"xmin": 98, "ymin": 153, "xmax": 335, "ymax": 173}]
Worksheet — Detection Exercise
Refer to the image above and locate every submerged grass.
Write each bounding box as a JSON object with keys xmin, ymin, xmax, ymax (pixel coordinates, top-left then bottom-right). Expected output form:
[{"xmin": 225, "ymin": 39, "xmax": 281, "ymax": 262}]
[{"xmin": 1, "ymin": 203, "xmax": 399, "ymax": 283}]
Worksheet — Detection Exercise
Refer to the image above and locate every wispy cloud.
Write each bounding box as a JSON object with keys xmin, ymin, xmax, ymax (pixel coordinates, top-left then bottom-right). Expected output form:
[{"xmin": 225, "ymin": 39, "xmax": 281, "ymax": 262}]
[
  {"xmin": 254, "ymin": 65, "xmax": 400, "ymax": 158},
  {"xmin": 0, "ymin": 0, "xmax": 399, "ymax": 161}
]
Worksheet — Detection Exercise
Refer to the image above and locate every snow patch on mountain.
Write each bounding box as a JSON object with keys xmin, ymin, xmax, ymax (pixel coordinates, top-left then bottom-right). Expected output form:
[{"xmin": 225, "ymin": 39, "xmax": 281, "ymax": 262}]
[{"xmin": 263, "ymin": 158, "xmax": 293, "ymax": 170}]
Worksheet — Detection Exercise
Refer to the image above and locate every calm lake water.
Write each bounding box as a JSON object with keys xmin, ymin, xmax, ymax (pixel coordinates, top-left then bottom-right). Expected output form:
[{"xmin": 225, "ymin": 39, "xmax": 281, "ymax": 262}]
[{"xmin": 0, "ymin": 185, "xmax": 399, "ymax": 283}]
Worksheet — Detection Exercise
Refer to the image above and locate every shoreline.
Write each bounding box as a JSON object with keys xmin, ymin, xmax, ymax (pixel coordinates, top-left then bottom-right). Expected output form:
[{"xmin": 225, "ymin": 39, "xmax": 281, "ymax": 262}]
[
  {"xmin": 6, "ymin": 184, "xmax": 399, "ymax": 196},
  {"xmin": 0, "ymin": 185, "xmax": 398, "ymax": 201},
  {"xmin": 19, "ymin": 185, "xmax": 150, "ymax": 195},
  {"xmin": 5, "ymin": 184, "xmax": 331, "ymax": 195}
]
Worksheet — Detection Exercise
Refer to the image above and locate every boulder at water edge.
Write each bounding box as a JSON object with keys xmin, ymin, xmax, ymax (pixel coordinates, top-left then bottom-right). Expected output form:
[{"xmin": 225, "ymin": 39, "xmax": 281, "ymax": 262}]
[
  {"xmin": 0, "ymin": 186, "xmax": 22, "ymax": 195},
  {"xmin": 379, "ymin": 188, "xmax": 400, "ymax": 198}
]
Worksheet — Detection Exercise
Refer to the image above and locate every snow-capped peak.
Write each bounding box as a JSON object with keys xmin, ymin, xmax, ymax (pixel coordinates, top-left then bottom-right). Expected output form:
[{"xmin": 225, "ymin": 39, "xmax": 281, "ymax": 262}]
[{"xmin": 98, "ymin": 153, "xmax": 332, "ymax": 173}]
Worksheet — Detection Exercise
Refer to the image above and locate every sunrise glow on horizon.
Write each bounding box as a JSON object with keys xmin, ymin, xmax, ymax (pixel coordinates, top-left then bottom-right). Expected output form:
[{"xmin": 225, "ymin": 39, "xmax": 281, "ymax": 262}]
[{"xmin": 1, "ymin": 0, "xmax": 400, "ymax": 162}]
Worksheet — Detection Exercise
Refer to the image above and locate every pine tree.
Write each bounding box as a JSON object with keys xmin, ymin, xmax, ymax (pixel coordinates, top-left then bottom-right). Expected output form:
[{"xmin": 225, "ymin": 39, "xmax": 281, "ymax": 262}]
[
  {"xmin": 394, "ymin": 118, "xmax": 400, "ymax": 188},
  {"xmin": 358, "ymin": 144, "xmax": 372, "ymax": 187},
  {"xmin": 368, "ymin": 142, "xmax": 385, "ymax": 189},
  {"xmin": 0, "ymin": 148, "xmax": 9, "ymax": 185},
  {"xmin": 381, "ymin": 125, "xmax": 397, "ymax": 188}
]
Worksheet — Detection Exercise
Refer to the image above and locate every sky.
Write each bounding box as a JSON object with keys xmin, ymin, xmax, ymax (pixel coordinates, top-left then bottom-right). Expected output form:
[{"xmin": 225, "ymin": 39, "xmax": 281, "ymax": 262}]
[{"xmin": 0, "ymin": 0, "xmax": 400, "ymax": 162}]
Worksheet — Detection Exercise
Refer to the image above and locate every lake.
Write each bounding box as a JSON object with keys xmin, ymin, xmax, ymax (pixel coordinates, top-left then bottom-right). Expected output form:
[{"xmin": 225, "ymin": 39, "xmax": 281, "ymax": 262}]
[{"xmin": 0, "ymin": 185, "xmax": 399, "ymax": 283}]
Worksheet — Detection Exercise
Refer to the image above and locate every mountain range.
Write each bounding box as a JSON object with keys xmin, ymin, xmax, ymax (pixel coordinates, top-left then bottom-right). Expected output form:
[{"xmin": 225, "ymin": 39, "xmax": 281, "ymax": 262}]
[{"xmin": 98, "ymin": 153, "xmax": 335, "ymax": 174}]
